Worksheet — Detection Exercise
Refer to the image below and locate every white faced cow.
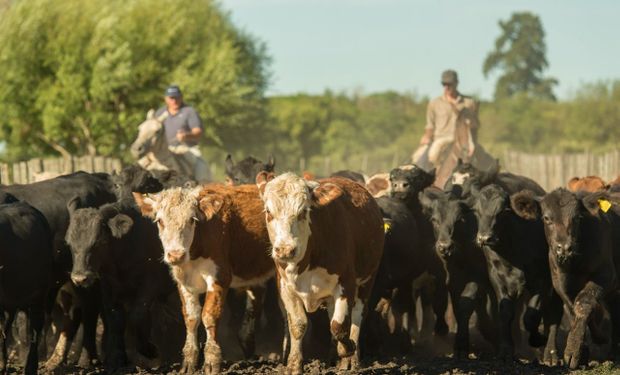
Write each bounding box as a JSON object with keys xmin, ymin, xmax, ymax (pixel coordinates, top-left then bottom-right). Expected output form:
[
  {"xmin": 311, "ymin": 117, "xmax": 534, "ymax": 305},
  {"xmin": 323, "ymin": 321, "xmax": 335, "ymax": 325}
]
[{"xmin": 256, "ymin": 172, "xmax": 384, "ymax": 374}]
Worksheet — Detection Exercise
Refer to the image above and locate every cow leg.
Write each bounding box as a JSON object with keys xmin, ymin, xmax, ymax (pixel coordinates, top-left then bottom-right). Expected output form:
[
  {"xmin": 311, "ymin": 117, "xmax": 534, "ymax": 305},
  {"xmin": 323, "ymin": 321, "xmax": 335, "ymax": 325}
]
[
  {"xmin": 431, "ymin": 275, "xmax": 450, "ymax": 337},
  {"xmin": 128, "ymin": 299, "xmax": 158, "ymax": 360},
  {"xmin": 452, "ymin": 281, "xmax": 478, "ymax": 359},
  {"xmin": 328, "ymin": 287, "xmax": 356, "ymax": 370},
  {"xmin": 523, "ymin": 294, "xmax": 546, "ymax": 348},
  {"xmin": 77, "ymin": 287, "xmax": 101, "ymax": 367},
  {"xmin": 606, "ymin": 291, "xmax": 620, "ymax": 360},
  {"xmin": 24, "ymin": 306, "xmax": 44, "ymax": 375},
  {"xmin": 0, "ymin": 310, "xmax": 11, "ymax": 374},
  {"xmin": 237, "ymin": 286, "xmax": 265, "ymax": 359},
  {"xmin": 45, "ymin": 285, "xmax": 82, "ymax": 370},
  {"xmin": 202, "ymin": 283, "xmax": 226, "ymax": 374},
  {"xmin": 101, "ymin": 288, "xmax": 128, "ymax": 372},
  {"xmin": 543, "ymin": 291, "xmax": 563, "ymax": 366},
  {"xmin": 497, "ymin": 297, "xmax": 516, "ymax": 361},
  {"xmin": 564, "ymin": 281, "xmax": 605, "ymax": 369},
  {"xmin": 279, "ymin": 284, "xmax": 307, "ymax": 375},
  {"xmin": 178, "ymin": 285, "xmax": 201, "ymax": 374}
]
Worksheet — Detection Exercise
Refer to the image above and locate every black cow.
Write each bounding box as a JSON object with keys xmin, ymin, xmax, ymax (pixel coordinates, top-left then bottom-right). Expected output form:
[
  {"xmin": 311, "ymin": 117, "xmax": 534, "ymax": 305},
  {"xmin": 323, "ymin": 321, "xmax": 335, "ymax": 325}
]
[
  {"xmin": 445, "ymin": 159, "xmax": 545, "ymax": 198},
  {"xmin": 419, "ymin": 188, "xmax": 497, "ymax": 358},
  {"xmin": 1, "ymin": 172, "xmax": 118, "ymax": 369},
  {"xmin": 512, "ymin": 188, "xmax": 620, "ymax": 368},
  {"xmin": 225, "ymin": 154, "xmax": 275, "ymax": 185},
  {"xmin": 65, "ymin": 198, "xmax": 176, "ymax": 371},
  {"xmin": 388, "ymin": 166, "xmax": 449, "ymax": 340},
  {"xmin": 365, "ymin": 194, "xmax": 437, "ymax": 355},
  {"xmin": 470, "ymin": 184, "xmax": 563, "ymax": 364},
  {"xmin": 0, "ymin": 199, "xmax": 53, "ymax": 375}
]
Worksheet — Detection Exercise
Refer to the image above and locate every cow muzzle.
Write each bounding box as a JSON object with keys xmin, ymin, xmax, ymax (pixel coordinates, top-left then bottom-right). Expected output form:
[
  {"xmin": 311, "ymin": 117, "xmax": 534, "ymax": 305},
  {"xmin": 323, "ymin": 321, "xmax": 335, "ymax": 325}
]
[
  {"xmin": 71, "ymin": 272, "xmax": 95, "ymax": 288},
  {"xmin": 165, "ymin": 250, "xmax": 187, "ymax": 265},
  {"xmin": 476, "ymin": 233, "xmax": 497, "ymax": 247},
  {"xmin": 273, "ymin": 245, "xmax": 297, "ymax": 261},
  {"xmin": 436, "ymin": 241, "xmax": 453, "ymax": 258},
  {"xmin": 554, "ymin": 243, "xmax": 576, "ymax": 264}
]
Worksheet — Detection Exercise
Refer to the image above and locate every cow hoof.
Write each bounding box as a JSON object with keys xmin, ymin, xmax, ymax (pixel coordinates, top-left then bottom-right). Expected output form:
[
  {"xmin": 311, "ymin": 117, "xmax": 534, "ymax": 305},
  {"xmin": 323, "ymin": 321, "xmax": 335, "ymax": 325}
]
[
  {"xmin": 237, "ymin": 333, "xmax": 256, "ymax": 359},
  {"xmin": 180, "ymin": 359, "xmax": 198, "ymax": 374},
  {"xmin": 45, "ymin": 355, "xmax": 64, "ymax": 372},
  {"xmin": 204, "ymin": 343, "xmax": 222, "ymax": 374},
  {"xmin": 286, "ymin": 353, "xmax": 303, "ymax": 375},
  {"xmin": 336, "ymin": 339, "xmax": 356, "ymax": 358},
  {"xmin": 434, "ymin": 320, "xmax": 449, "ymax": 337},
  {"xmin": 543, "ymin": 348, "xmax": 559, "ymax": 367},
  {"xmin": 564, "ymin": 344, "xmax": 588, "ymax": 369},
  {"xmin": 453, "ymin": 349, "xmax": 468, "ymax": 360},
  {"xmin": 138, "ymin": 341, "xmax": 159, "ymax": 359},
  {"xmin": 337, "ymin": 355, "xmax": 360, "ymax": 371}
]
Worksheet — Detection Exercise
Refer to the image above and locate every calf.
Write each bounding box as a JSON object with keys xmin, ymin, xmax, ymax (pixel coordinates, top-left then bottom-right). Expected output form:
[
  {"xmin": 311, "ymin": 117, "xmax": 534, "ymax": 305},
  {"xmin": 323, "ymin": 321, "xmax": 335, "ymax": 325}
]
[
  {"xmin": 419, "ymin": 188, "xmax": 497, "ymax": 358},
  {"xmin": 256, "ymin": 172, "xmax": 384, "ymax": 374},
  {"xmin": 389, "ymin": 165, "xmax": 450, "ymax": 339},
  {"xmin": 330, "ymin": 170, "xmax": 366, "ymax": 184},
  {"xmin": 224, "ymin": 154, "xmax": 275, "ymax": 185},
  {"xmin": 567, "ymin": 176, "xmax": 608, "ymax": 193},
  {"xmin": 139, "ymin": 184, "xmax": 275, "ymax": 373},
  {"xmin": 512, "ymin": 188, "xmax": 620, "ymax": 368},
  {"xmin": 65, "ymin": 198, "xmax": 176, "ymax": 371},
  {"xmin": 471, "ymin": 185, "xmax": 563, "ymax": 364},
  {"xmin": 0, "ymin": 200, "xmax": 53, "ymax": 375}
]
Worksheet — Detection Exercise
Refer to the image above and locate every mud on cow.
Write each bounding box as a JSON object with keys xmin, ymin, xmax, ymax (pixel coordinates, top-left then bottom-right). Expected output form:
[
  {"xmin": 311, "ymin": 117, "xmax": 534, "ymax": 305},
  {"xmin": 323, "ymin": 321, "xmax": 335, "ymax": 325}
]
[
  {"xmin": 512, "ymin": 188, "xmax": 620, "ymax": 368},
  {"xmin": 139, "ymin": 184, "xmax": 274, "ymax": 373},
  {"xmin": 256, "ymin": 172, "xmax": 384, "ymax": 374},
  {"xmin": 0, "ymin": 197, "xmax": 53, "ymax": 375}
]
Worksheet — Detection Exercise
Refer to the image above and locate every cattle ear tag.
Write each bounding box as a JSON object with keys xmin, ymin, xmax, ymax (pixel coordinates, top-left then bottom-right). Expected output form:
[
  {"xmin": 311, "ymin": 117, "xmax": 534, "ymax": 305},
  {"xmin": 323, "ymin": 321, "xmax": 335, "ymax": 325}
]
[
  {"xmin": 598, "ymin": 199, "xmax": 612, "ymax": 213},
  {"xmin": 383, "ymin": 222, "xmax": 392, "ymax": 233}
]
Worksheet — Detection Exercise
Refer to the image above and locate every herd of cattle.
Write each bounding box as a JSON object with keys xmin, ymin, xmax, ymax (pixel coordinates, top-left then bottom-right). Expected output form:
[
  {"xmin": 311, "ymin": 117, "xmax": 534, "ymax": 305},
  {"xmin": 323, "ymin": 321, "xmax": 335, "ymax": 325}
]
[{"xmin": 1, "ymin": 154, "xmax": 620, "ymax": 375}]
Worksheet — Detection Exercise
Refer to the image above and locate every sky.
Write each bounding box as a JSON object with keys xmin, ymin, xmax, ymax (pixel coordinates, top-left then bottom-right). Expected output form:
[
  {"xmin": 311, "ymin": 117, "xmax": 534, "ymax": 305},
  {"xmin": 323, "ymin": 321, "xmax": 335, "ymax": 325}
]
[{"xmin": 222, "ymin": 0, "xmax": 620, "ymax": 100}]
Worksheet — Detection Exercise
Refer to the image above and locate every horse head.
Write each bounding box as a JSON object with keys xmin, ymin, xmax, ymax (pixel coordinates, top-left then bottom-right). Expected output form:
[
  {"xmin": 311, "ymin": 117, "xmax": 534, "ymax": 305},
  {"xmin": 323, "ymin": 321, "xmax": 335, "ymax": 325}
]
[{"xmin": 130, "ymin": 110, "xmax": 167, "ymax": 159}]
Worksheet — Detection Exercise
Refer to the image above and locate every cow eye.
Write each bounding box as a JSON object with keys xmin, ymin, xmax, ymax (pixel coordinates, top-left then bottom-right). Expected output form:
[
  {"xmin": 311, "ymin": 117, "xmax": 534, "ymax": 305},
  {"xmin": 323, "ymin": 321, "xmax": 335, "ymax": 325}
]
[
  {"xmin": 297, "ymin": 211, "xmax": 307, "ymax": 221},
  {"xmin": 155, "ymin": 218, "xmax": 164, "ymax": 228},
  {"xmin": 265, "ymin": 210, "xmax": 273, "ymax": 222},
  {"xmin": 543, "ymin": 215, "xmax": 551, "ymax": 224},
  {"xmin": 191, "ymin": 216, "xmax": 199, "ymax": 222}
]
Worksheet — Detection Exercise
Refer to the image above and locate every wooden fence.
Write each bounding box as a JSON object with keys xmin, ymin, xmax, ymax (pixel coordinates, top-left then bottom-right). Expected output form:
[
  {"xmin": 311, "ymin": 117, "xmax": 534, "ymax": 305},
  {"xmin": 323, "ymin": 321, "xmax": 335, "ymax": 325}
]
[
  {"xmin": 0, "ymin": 156, "xmax": 122, "ymax": 185},
  {"xmin": 502, "ymin": 150, "xmax": 620, "ymax": 191}
]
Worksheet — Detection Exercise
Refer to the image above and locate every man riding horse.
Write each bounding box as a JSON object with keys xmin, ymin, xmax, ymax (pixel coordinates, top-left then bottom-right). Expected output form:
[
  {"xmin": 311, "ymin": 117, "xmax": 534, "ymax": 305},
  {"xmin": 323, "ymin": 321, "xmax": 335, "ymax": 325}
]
[{"xmin": 131, "ymin": 85, "xmax": 211, "ymax": 182}]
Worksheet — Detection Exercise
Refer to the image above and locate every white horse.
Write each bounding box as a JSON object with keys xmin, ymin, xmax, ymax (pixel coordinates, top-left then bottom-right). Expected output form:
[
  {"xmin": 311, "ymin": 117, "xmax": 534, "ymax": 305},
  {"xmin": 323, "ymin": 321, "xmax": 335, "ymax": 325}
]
[{"xmin": 130, "ymin": 110, "xmax": 197, "ymax": 180}]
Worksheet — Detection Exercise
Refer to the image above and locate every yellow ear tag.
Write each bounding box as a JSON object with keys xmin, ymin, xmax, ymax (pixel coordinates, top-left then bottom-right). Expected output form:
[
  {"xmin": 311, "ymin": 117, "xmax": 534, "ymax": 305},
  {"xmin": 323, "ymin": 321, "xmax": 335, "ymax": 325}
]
[
  {"xmin": 383, "ymin": 222, "xmax": 392, "ymax": 233},
  {"xmin": 599, "ymin": 199, "xmax": 612, "ymax": 213}
]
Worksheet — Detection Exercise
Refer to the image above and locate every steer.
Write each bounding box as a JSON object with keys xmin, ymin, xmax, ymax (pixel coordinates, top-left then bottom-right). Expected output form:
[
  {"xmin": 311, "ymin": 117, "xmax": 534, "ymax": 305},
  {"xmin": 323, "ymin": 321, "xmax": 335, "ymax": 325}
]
[
  {"xmin": 138, "ymin": 184, "xmax": 274, "ymax": 374},
  {"xmin": 470, "ymin": 184, "xmax": 563, "ymax": 364},
  {"xmin": 419, "ymin": 188, "xmax": 498, "ymax": 358},
  {"xmin": 224, "ymin": 154, "xmax": 275, "ymax": 185},
  {"xmin": 512, "ymin": 188, "xmax": 620, "ymax": 368},
  {"xmin": 65, "ymin": 198, "xmax": 177, "ymax": 371},
  {"xmin": 256, "ymin": 172, "xmax": 384, "ymax": 374},
  {"xmin": 0, "ymin": 199, "xmax": 53, "ymax": 375}
]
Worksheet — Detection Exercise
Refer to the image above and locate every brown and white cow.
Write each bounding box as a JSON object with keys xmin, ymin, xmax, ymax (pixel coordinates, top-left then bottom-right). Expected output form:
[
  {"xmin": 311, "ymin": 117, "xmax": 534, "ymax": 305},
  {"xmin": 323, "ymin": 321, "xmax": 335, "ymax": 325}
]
[
  {"xmin": 139, "ymin": 184, "xmax": 274, "ymax": 374},
  {"xmin": 256, "ymin": 172, "xmax": 384, "ymax": 374}
]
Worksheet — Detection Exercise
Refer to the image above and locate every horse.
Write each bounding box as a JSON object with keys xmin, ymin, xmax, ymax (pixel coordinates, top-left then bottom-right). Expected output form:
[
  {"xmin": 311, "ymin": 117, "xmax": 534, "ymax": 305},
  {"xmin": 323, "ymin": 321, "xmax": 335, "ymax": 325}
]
[{"xmin": 130, "ymin": 110, "xmax": 198, "ymax": 181}]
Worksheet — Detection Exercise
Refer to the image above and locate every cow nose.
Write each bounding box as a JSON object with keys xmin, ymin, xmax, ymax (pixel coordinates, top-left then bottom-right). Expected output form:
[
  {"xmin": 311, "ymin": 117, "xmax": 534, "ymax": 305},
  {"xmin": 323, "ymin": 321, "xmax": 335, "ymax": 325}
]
[
  {"xmin": 477, "ymin": 234, "xmax": 490, "ymax": 246},
  {"xmin": 436, "ymin": 241, "xmax": 451, "ymax": 255},
  {"xmin": 556, "ymin": 243, "xmax": 570, "ymax": 253},
  {"xmin": 71, "ymin": 274, "xmax": 88, "ymax": 286},
  {"xmin": 274, "ymin": 245, "xmax": 296, "ymax": 259},
  {"xmin": 166, "ymin": 250, "xmax": 186, "ymax": 264}
]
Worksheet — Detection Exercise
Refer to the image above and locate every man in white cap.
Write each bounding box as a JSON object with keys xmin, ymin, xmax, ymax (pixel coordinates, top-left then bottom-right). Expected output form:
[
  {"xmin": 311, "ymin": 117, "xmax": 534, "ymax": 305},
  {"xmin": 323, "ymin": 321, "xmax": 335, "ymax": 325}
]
[{"xmin": 155, "ymin": 85, "xmax": 211, "ymax": 181}]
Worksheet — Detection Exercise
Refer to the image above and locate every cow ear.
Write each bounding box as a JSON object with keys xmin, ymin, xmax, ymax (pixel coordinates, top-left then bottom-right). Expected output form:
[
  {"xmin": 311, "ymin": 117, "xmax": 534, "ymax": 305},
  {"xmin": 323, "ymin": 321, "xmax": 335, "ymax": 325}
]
[
  {"xmin": 265, "ymin": 154, "xmax": 276, "ymax": 172},
  {"xmin": 510, "ymin": 190, "xmax": 541, "ymax": 220},
  {"xmin": 310, "ymin": 182, "xmax": 343, "ymax": 207},
  {"xmin": 419, "ymin": 188, "xmax": 439, "ymax": 217},
  {"xmin": 199, "ymin": 194, "xmax": 224, "ymax": 220},
  {"xmin": 108, "ymin": 214, "xmax": 134, "ymax": 238},
  {"xmin": 67, "ymin": 196, "xmax": 81, "ymax": 214},
  {"xmin": 146, "ymin": 109, "xmax": 155, "ymax": 120},
  {"xmin": 138, "ymin": 194, "xmax": 157, "ymax": 219},
  {"xmin": 225, "ymin": 154, "xmax": 234, "ymax": 176},
  {"xmin": 581, "ymin": 191, "xmax": 610, "ymax": 216},
  {"xmin": 256, "ymin": 171, "xmax": 275, "ymax": 195}
]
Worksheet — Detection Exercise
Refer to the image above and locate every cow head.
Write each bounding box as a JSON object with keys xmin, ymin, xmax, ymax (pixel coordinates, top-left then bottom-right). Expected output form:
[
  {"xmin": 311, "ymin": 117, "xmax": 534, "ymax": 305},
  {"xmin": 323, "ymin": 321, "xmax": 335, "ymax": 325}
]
[
  {"xmin": 111, "ymin": 164, "xmax": 164, "ymax": 200},
  {"xmin": 419, "ymin": 187, "xmax": 473, "ymax": 259},
  {"xmin": 225, "ymin": 154, "xmax": 275, "ymax": 185},
  {"xmin": 469, "ymin": 184, "xmax": 512, "ymax": 247},
  {"xmin": 139, "ymin": 187, "xmax": 221, "ymax": 265},
  {"xmin": 445, "ymin": 159, "xmax": 500, "ymax": 198},
  {"xmin": 130, "ymin": 110, "xmax": 166, "ymax": 159},
  {"xmin": 257, "ymin": 172, "xmax": 342, "ymax": 264},
  {"xmin": 389, "ymin": 165, "xmax": 436, "ymax": 202},
  {"xmin": 511, "ymin": 188, "xmax": 607, "ymax": 266},
  {"xmin": 66, "ymin": 198, "xmax": 134, "ymax": 287}
]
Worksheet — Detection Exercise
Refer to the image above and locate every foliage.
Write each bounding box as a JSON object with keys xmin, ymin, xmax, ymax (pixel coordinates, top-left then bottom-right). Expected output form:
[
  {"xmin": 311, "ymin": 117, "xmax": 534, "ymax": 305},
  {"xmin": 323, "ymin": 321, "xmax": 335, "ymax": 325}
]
[
  {"xmin": 0, "ymin": 0, "xmax": 270, "ymax": 161},
  {"xmin": 483, "ymin": 12, "xmax": 558, "ymax": 101}
]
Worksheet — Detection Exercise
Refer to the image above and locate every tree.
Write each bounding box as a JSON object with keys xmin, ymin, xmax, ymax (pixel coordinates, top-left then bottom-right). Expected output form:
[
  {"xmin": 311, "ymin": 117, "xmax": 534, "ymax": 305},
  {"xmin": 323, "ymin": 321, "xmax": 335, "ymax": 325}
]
[
  {"xmin": 483, "ymin": 12, "xmax": 558, "ymax": 101},
  {"xmin": 0, "ymin": 0, "xmax": 270, "ymax": 161}
]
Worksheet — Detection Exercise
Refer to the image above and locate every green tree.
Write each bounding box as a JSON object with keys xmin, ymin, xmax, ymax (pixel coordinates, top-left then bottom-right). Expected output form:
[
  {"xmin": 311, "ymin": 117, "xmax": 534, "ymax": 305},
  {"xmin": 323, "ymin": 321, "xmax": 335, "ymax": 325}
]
[
  {"xmin": 0, "ymin": 0, "xmax": 270, "ymax": 161},
  {"xmin": 483, "ymin": 12, "xmax": 558, "ymax": 101}
]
